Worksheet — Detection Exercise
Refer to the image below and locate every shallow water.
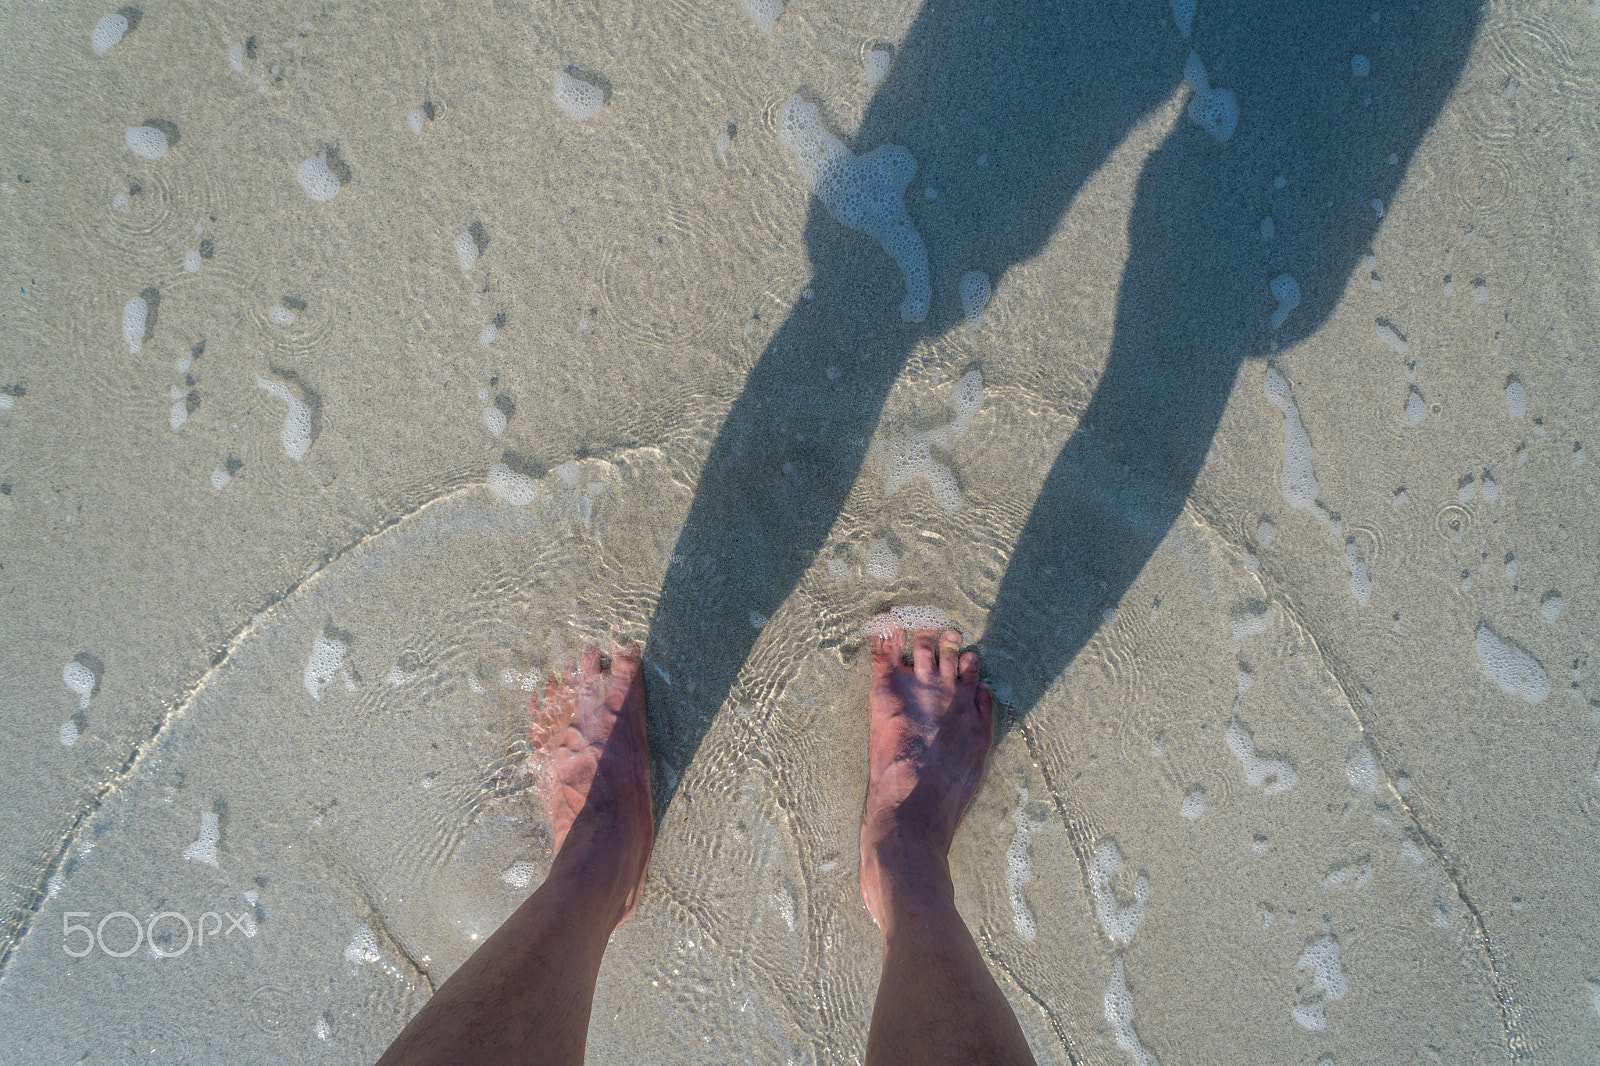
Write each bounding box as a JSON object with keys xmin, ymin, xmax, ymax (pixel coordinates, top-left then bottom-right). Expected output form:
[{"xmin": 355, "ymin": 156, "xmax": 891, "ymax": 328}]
[{"xmin": 2, "ymin": 0, "xmax": 1599, "ymax": 1062}]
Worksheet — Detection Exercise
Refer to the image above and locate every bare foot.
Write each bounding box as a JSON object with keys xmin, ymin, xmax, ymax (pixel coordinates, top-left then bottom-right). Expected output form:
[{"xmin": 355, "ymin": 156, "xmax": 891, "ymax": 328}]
[
  {"xmin": 529, "ymin": 642, "xmax": 653, "ymax": 924},
  {"xmin": 860, "ymin": 627, "xmax": 994, "ymax": 931}
]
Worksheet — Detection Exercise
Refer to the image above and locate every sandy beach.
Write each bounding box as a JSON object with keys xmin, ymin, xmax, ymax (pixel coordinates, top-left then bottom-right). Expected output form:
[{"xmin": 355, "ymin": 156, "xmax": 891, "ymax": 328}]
[{"xmin": 1, "ymin": 0, "xmax": 1598, "ymax": 1061}]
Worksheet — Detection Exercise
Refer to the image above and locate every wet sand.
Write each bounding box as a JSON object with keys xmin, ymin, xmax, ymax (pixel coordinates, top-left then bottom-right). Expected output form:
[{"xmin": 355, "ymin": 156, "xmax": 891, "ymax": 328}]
[{"xmin": 1, "ymin": 0, "xmax": 1598, "ymax": 1062}]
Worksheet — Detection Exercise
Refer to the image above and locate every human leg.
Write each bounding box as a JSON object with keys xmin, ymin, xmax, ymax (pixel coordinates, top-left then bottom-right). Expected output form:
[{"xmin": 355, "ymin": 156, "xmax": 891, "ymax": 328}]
[
  {"xmin": 860, "ymin": 628, "xmax": 1038, "ymax": 1066},
  {"xmin": 376, "ymin": 644, "xmax": 652, "ymax": 1066}
]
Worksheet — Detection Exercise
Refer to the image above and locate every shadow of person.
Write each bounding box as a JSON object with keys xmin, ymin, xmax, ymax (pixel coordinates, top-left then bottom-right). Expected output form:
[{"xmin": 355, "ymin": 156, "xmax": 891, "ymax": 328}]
[
  {"xmin": 641, "ymin": 0, "xmax": 1481, "ymax": 821},
  {"xmin": 980, "ymin": 1, "xmax": 1480, "ymax": 739}
]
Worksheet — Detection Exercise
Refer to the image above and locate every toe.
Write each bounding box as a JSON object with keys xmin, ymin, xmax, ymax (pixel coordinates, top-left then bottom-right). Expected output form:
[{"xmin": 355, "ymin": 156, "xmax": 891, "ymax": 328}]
[
  {"xmin": 976, "ymin": 682, "xmax": 995, "ymax": 729},
  {"xmin": 872, "ymin": 627, "xmax": 905, "ymax": 679},
  {"xmin": 912, "ymin": 629, "xmax": 938, "ymax": 680},
  {"xmin": 581, "ymin": 644, "xmax": 603, "ymax": 675},
  {"xmin": 957, "ymin": 649, "xmax": 981, "ymax": 687},
  {"xmin": 609, "ymin": 641, "xmax": 641, "ymax": 683},
  {"xmin": 938, "ymin": 629, "xmax": 962, "ymax": 683}
]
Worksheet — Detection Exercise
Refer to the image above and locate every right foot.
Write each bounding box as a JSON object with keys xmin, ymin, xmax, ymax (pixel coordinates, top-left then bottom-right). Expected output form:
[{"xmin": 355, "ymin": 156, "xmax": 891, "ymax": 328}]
[
  {"xmin": 859, "ymin": 627, "xmax": 994, "ymax": 931},
  {"xmin": 529, "ymin": 642, "xmax": 654, "ymax": 925}
]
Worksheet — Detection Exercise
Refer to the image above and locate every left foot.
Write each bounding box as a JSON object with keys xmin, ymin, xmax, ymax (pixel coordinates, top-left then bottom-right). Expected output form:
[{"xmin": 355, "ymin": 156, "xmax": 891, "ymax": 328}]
[{"xmin": 529, "ymin": 642, "xmax": 653, "ymax": 924}]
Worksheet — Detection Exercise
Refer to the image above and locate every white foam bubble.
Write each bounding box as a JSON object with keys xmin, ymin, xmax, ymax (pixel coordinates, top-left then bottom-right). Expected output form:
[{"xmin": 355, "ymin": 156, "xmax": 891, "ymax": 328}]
[
  {"xmin": 1263, "ymin": 367, "xmax": 1334, "ymax": 529},
  {"xmin": 229, "ymin": 41, "xmax": 244, "ymax": 71},
  {"xmin": 482, "ymin": 407, "xmax": 507, "ymax": 437},
  {"xmin": 303, "ymin": 629, "xmax": 349, "ymax": 700},
  {"xmin": 863, "ymin": 45, "xmax": 892, "ymax": 86},
  {"xmin": 1540, "ymin": 591, "xmax": 1563, "ymax": 622},
  {"xmin": 1589, "ymin": 980, "xmax": 1600, "ymax": 1020},
  {"xmin": 742, "ymin": 0, "xmax": 784, "ymax": 35},
  {"xmin": 1183, "ymin": 54, "xmax": 1237, "ymax": 141},
  {"xmin": 255, "ymin": 376, "xmax": 313, "ymax": 460},
  {"xmin": 1403, "ymin": 386, "xmax": 1428, "ymax": 427},
  {"xmin": 125, "ymin": 125, "xmax": 168, "ymax": 160},
  {"xmin": 950, "ymin": 369, "xmax": 983, "ymax": 429},
  {"xmin": 1346, "ymin": 747, "xmax": 1379, "ymax": 794},
  {"xmin": 1480, "ymin": 473, "xmax": 1499, "ymax": 503},
  {"xmin": 59, "ymin": 720, "xmax": 79, "ymax": 747},
  {"xmin": 1345, "ymin": 540, "xmax": 1371, "ymax": 606},
  {"xmin": 1374, "ymin": 322, "xmax": 1409, "ymax": 355},
  {"xmin": 122, "ymin": 294, "xmax": 148, "ymax": 354},
  {"xmin": 1089, "ymin": 842, "xmax": 1148, "ymax": 944},
  {"xmin": 487, "ymin": 463, "xmax": 539, "ymax": 506},
  {"xmin": 1351, "ymin": 54, "xmax": 1371, "ymax": 77},
  {"xmin": 1188, "ymin": 85, "xmax": 1239, "ymax": 142},
  {"xmin": 1180, "ymin": 787, "xmax": 1205, "ymax": 821},
  {"xmin": 866, "ymin": 537, "xmax": 899, "ymax": 581},
  {"xmin": 501, "ymin": 861, "xmax": 537, "ymax": 889},
  {"xmin": 183, "ymin": 248, "xmax": 202, "ymax": 272},
  {"xmin": 91, "ymin": 12, "xmax": 129, "ymax": 55},
  {"xmin": 1324, "ymin": 860, "xmax": 1373, "ymax": 889},
  {"xmin": 1006, "ymin": 788, "xmax": 1037, "ymax": 941},
  {"xmin": 1505, "ymin": 376, "xmax": 1526, "ymax": 418},
  {"xmin": 296, "ymin": 153, "xmax": 342, "ymax": 202},
  {"xmin": 344, "ymin": 925, "xmax": 382, "ymax": 965},
  {"xmin": 1229, "ymin": 603, "xmax": 1271, "ymax": 644},
  {"xmin": 479, "ymin": 322, "xmax": 498, "ymax": 346},
  {"xmin": 1269, "ymin": 275, "xmax": 1300, "ymax": 329},
  {"xmin": 771, "ymin": 885, "xmax": 796, "ymax": 931},
  {"xmin": 855, "ymin": 605, "xmax": 958, "ymax": 638},
  {"xmin": 210, "ymin": 468, "xmax": 232, "ymax": 489},
  {"xmin": 1170, "ymin": 0, "xmax": 1196, "ymax": 38},
  {"xmin": 267, "ymin": 305, "xmax": 296, "ymax": 327},
  {"xmin": 407, "ymin": 108, "xmax": 426, "ymax": 135},
  {"xmin": 62, "ymin": 662, "xmax": 95, "ymax": 709},
  {"xmin": 1260, "ymin": 216, "xmax": 1274, "ymax": 240},
  {"xmin": 1104, "ymin": 958, "xmax": 1158, "ymax": 1066},
  {"xmin": 169, "ymin": 386, "xmax": 189, "ymax": 431},
  {"xmin": 874, "ymin": 370, "xmax": 982, "ymax": 511},
  {"xmin": 1291, "ymin": 935, "xmax": 1347, "ymax": 1031},
  {"xmin": 553, "ymin": 72, "xmax": 604, "ymax": 120},
  {"xmin": 454, "ymin": 230, "xmax": 480, "ymax": 272},
  {"xmin": 778, "ymin": 95, "xmax": 930, "ymax": 322},
  {"xmin": 182, "ymin": 811, "xmax": 221, "ymax": 868},
  {"xmin": 1226, "ymin": 718, "xmax": 1298, "ymax": 794},
  {"xmin": 1474, "ymin": 624, "xmax": 1549, "ymax": 704},
  {"xmin": 958, "ymin": 271, "xmax": 991, "ymax": 327}
]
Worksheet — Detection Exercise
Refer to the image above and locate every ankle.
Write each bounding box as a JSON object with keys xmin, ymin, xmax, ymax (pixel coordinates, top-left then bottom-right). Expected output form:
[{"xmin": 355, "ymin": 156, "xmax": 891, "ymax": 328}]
[
  {"xmin": 546, "ymin": 821, "xmax": 649, "ymax": 918},
  {"xmin": 861, "ymin": 833, "xmax": 955, "ymax": 938}
]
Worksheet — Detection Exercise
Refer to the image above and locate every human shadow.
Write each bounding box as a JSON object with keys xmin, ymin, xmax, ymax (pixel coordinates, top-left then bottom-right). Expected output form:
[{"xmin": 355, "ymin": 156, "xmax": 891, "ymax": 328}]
[{"xmin": 642, "ymin": 0, "xmax": 1481, "ymax": 820}]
